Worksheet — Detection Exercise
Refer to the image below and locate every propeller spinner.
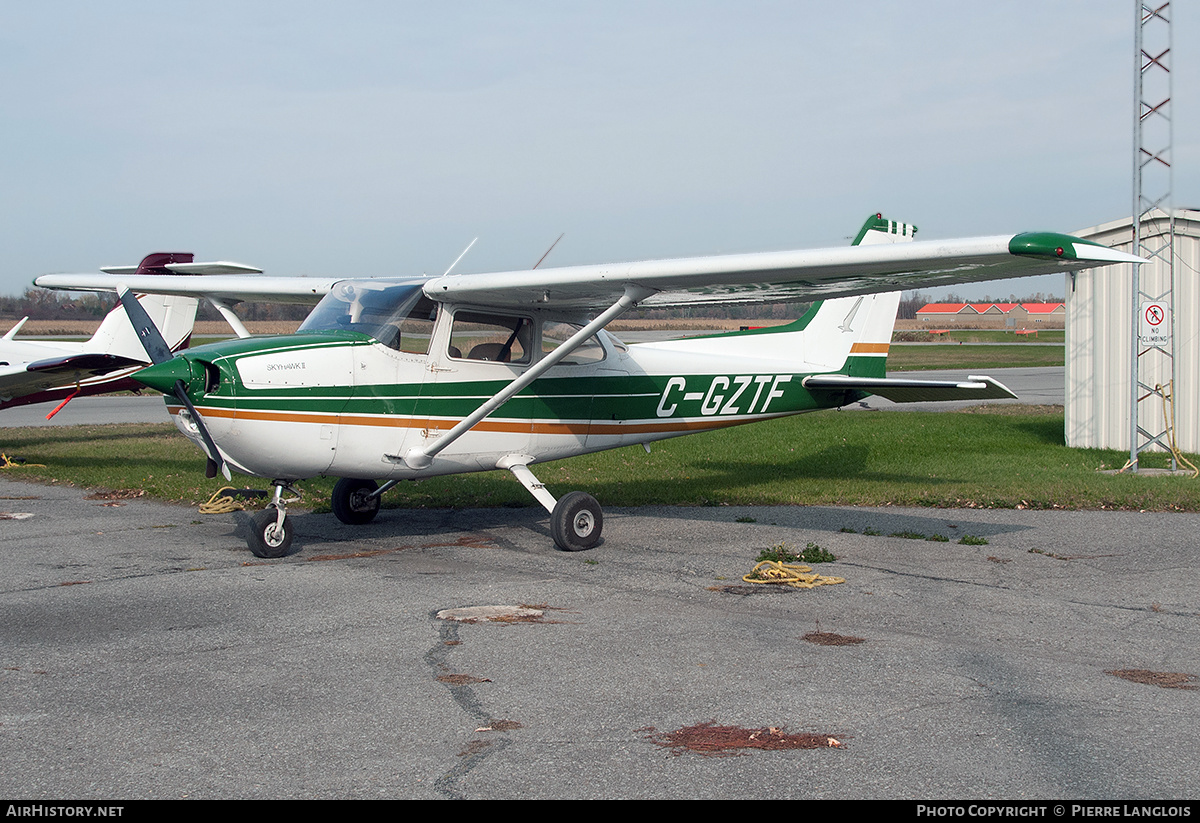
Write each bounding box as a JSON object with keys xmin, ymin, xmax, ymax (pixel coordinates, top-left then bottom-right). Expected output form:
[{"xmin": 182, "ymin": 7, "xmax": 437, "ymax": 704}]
[{"xmin": 118, "ymin": 287, "xmax": 231, "ymax": 481}]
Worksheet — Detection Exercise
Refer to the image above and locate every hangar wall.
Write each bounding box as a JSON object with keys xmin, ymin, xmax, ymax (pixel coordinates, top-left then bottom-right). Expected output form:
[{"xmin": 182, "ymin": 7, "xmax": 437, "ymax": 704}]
[{"xmin": 1066, "ymin": 209, "xmax": 1200, "ymax": 452}]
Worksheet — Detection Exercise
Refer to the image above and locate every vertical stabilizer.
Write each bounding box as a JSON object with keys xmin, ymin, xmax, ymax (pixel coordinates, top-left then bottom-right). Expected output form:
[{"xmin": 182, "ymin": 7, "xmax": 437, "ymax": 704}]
[{"xmin": 638, "ymin": 215, "xmax": 915, "ymax": 377}]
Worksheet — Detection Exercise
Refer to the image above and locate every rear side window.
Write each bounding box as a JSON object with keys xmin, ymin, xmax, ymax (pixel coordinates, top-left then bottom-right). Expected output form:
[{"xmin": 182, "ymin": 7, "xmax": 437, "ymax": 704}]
[{"xmin": 541, "ymin": 322, "xmax": 606, "ymax": 365}]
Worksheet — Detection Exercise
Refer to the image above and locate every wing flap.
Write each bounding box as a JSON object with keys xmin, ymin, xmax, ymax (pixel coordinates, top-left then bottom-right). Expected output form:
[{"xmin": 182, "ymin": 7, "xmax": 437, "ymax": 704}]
[{"xmin": 802, "ymin": 373, "xmax": 1017, "ymax": 403}]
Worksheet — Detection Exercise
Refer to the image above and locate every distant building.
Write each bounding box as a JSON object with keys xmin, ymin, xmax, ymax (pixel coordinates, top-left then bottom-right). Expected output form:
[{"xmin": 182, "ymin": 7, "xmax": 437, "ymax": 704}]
[{"xmin": 913, "ymin": 302, "xmax": 1065, "ymax": 328}]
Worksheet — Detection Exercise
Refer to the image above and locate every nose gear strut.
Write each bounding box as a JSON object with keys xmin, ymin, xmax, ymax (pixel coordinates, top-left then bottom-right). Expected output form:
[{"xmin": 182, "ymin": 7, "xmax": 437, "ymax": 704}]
[{"xmin": 248, "ymin": 481, "xmax": 302, "ymax": 558}]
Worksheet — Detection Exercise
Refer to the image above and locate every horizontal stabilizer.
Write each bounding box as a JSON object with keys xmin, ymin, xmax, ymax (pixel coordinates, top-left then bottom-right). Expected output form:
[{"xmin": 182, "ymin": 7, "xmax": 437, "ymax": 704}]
[{"xmin": 802, "ymin": 373, "xmax": 1017, "ymax": 403}]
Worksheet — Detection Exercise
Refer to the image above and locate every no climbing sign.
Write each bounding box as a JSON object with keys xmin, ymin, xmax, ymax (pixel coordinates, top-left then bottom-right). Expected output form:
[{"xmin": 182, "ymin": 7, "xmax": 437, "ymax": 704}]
[{"xmin": 1140, "ymin": 301, "xmax": 1171, "ymax": 346}]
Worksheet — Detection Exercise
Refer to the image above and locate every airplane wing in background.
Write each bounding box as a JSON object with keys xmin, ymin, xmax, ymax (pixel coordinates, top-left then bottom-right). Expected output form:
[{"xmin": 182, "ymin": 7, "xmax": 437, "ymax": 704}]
[
  {"xmin": 0, "ymin": 353, "xmax": 143, "ymax": 401},
  {"xmin": 32, "ymin": 273, "xmax": 339, "ymax": 305}
]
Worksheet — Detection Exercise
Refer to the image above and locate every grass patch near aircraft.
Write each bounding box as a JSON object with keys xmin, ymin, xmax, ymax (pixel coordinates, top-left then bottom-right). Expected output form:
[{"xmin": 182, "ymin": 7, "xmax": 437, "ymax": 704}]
[
  {"xmin": 887, "ymin": 344, "xmax": 1064, "ymax": 371},
  {"xmin": 893, "ymin": 329, "xmax": 1064, "ymax": 344},
  {"xmin": 0, "ymin": 405, "xmax": 1196, "ymax": 513},
  {"xmin": 756, "ymin": 541, "xmax": 836, "ymax": 564}
]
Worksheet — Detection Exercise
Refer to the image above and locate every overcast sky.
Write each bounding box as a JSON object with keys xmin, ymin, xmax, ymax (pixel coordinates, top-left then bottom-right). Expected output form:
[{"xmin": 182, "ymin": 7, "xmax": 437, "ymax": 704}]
[{"xmin": 2, "ymin": 1, "xmax": 1195, "ymax": 302}]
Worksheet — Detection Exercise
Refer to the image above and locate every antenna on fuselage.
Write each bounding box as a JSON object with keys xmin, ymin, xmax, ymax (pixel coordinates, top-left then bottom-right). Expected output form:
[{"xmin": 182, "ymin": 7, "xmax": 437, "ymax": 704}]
[
  {"xmin": 442, "ymin": 238, "xmax": 478, "ymax": 276},
  {"xmin": 532, "ymin": 233, "xmax": 565, "ymax": 269}
]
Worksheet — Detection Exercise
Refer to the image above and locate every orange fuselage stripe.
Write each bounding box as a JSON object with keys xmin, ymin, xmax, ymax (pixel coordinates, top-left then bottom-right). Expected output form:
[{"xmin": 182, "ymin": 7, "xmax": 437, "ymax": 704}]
[
  {"xmin": 165, "ymin": 405, "xmax": 770, "ymax": 437},
  {"xmin": 849, "ymin": 342, "xmax": 889, "ymax": 354}
]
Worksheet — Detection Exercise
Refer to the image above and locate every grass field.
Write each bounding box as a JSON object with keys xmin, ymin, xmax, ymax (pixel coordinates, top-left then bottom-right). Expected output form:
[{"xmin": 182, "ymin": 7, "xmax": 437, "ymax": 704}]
[
  {"xmin": 2, "ymin": 406, "xmax": 1195, "ymax": 514},
  {"xmin": 887, "ymin": 344, "xmax": 1064, "ymax": 371}
]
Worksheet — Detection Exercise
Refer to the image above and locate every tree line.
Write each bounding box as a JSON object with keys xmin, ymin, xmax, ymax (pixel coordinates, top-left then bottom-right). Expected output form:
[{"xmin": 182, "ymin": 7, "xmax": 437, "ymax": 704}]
[
  {"xmin": 2, "ymin": 288, "xmax": 1064, "ymax": 324},
  {"xmin": 0, "ymin": 289, "xmax": 311, "ymax": 322}
]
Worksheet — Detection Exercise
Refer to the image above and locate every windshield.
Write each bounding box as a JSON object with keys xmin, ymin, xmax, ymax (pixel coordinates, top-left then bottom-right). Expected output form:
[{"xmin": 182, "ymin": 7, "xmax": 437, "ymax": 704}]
[{"xmin": 298, "ymin": 281, "xmax": 436, "ymax": 352}]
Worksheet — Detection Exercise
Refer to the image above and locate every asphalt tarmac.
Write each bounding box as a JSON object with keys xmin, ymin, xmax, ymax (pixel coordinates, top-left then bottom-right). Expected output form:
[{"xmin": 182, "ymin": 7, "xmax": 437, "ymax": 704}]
[{"xmin": 1, "ymin": 475, "xmax": 1196, "ymax": 799}]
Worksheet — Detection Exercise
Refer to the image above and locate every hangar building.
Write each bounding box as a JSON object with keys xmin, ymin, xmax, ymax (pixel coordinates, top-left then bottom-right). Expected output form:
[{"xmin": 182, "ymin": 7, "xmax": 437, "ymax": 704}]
[{"xmin": 1066, "ymin": 208, "xmax": 1200, "ymax": 452}]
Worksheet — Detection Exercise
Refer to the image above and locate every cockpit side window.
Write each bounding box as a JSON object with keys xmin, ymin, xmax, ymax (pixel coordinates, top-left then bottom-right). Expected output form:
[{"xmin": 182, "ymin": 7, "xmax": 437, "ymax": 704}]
[
  {"xmin": 396, "ymin": 296, "xmax": 437, "ymax": 354},
  {"xmin": 298, "ymin": 282, "xmax": 436, "ymax": 353},
  {"xmin": 449, "ymin": 311, "xmax": 532, "ymax": 364}
]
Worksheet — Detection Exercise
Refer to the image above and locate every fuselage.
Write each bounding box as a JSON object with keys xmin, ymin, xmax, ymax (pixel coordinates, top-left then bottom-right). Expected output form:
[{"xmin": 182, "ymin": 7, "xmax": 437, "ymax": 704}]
[{"xmin": 136, "ymin": 283, "xmax": 887, "ymax": 482}]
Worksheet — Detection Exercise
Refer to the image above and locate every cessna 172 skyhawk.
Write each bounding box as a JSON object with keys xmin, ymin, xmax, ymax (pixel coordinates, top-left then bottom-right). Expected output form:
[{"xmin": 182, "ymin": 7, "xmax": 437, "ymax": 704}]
[
  {"xmin": 35, "ymin": 216, "xmax": 1141, "ymax": 557},
  {"xmin": 1, "ymin": 253, "xmax": 259, "ymax": 416}
]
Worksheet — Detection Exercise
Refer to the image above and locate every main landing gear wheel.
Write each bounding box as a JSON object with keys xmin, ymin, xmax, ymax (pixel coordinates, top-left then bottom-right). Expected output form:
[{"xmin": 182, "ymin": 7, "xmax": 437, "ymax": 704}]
[
  {"xmin": 331, "ymin": 478, "xmax": 381, "ymax": 525},
  {"xmin": 249, "ymin": 506, "xmax": 294, "ymax": 558},
  {"xmin": 551, "ymin": 491, "xmax": 603, "ymax": 552}
]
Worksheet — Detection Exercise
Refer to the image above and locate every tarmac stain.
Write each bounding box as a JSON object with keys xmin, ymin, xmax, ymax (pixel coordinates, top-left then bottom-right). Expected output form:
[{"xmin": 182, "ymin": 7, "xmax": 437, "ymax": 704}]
[
  {"xmin": 438, "ymin": 674, "xmax": 492, "ymax": 685},
  {"xmin": 84, "ymin": 489, "xmax": 145, "ymax": 500},
  {"xmin": 308, "ymin": 535, "xmax": 496, "ymax": 562},
  {"xmin": 477, "ymin": 719, "xmax": 522, "ymax": 732},
  {"xmin": 802, "ymin": 631, "xmax": 865, "ymax": 646},
  {"xmin": 648, "ymin": 722, "xmax": 844, "ymax": 756},
  {"xmin": 707, "ymin": 585, "xmax": 787, "ymax": 596},
  {"xmin": 1107, "ymin": 669, "xmax": 1197, "ymax": 690},
  {"xmin": 458, "ymin": 740, "xmax": 490, "ymax": 757}
]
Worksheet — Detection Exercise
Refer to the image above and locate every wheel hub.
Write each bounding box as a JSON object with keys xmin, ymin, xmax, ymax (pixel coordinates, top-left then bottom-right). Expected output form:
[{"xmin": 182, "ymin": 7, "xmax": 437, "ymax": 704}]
[{"xmin": 573, "ymin": 511, "xmax": 595, "ymax": 537}]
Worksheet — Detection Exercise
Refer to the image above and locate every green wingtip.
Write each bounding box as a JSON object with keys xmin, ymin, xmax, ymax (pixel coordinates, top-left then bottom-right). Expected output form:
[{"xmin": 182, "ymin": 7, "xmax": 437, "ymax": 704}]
[{"xmin": 1009, "ymin": 232, "xmax": 1118, "ymax": 261}]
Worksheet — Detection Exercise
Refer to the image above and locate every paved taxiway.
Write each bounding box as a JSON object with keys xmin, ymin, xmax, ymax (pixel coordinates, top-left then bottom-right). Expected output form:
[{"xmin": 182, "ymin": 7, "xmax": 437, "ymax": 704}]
[
  {"xmin": 1, "ymin": 473, "xmax": 1196, "ymax": 799},
  {"xmin": 0, "ymin": 367, "xmax": 1066, "ymax": 429}
]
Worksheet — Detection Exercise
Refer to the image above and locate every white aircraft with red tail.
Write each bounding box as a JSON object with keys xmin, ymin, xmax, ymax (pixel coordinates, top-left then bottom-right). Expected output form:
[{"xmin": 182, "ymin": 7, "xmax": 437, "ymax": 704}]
[{"xmin": 2, "ymin": 253, "xmax": 259, "ymax": 417}]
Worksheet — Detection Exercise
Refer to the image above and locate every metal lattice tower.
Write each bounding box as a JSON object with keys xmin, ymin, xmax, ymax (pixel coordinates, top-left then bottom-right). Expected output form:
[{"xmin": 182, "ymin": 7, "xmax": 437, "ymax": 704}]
[{"xmin": 1129, "ymin": 0, "xmax": 1175, "ymax": 470}]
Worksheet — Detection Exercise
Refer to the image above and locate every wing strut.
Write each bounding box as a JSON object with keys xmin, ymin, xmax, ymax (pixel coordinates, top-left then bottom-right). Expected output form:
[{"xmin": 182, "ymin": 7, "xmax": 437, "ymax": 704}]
[
  {"xmin": 205, "ymin": 297, "xmax": 252, "ymax": 339},
  {"xmin": 399, "ymin": 284, "xmax": 655, "ymax": 470}
]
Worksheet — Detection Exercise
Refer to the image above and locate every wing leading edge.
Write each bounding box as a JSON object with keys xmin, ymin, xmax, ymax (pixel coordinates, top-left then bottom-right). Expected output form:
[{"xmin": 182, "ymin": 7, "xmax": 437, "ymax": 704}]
[
  {"xmin": 422, "ymin": 231, "xmax": 1142, "ymax": 310},
  {"xmin": 34, "ymin": 228, "xmax": 1142, "ymax": 312}
]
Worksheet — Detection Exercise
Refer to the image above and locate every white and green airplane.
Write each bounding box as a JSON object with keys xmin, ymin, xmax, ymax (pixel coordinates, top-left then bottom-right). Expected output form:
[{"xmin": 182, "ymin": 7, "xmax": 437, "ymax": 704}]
[{"xmin": 35, "ymin": 215, "xmax": 1140, "ymax": 557}]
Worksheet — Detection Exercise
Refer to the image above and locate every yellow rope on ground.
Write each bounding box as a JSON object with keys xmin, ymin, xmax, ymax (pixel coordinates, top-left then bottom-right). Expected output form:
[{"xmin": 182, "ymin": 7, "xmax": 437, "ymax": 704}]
[
  {"xmin": 742, "ymin": 560, "xmax": 845, "ymax": 589},
  {"xmin": 199, "ymin": 486, "xmax": 267, "ymax": 514},
  {"xmin": 1117, "ymin": 381, "xmax": 1199, "ymax": 478},
  {"xmin": 1159, "ymin": 382, "xmax": 1199, "ymax": 478},
  {"xmin": 0, "ymin": 453, "xmax": 45, "ymax": 469}
]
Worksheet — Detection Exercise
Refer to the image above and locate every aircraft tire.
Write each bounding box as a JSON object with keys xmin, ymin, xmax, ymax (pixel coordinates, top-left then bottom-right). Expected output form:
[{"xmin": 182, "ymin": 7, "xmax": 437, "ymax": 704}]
[
  {"xmin": 551, "ymin": 491, "xmax": 602, "ymax": 552},
  {"xmin": 332, "ymin": 478, "xmax": 381, "ymax": 525},
  {"xmin": 249, "ymin": 507, "xmax": 294, "ymax": 558}
]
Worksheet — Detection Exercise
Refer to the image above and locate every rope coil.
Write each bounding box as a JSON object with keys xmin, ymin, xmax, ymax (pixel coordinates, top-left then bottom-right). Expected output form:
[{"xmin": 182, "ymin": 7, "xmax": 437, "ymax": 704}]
[{"xmin": 743, "ymin": 560, "xmax": 845, "ymax": 589}]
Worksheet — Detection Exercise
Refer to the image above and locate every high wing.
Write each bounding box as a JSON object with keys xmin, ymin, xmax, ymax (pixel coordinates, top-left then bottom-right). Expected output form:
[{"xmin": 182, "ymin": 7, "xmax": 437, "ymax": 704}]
[
  {"xmin": 35, "ymin": 229, "xmax": 1141, "ymax": 311},
  {"xmin": 423, "ymin": 232, "xmax": 1140, "ymax": 309}
]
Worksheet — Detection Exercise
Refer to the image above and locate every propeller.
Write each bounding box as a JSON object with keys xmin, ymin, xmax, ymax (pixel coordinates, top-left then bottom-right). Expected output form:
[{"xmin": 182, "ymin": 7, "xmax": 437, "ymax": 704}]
[{"xmin": 118, "ymin": 287, "xmax": 231, "ymax": 481}]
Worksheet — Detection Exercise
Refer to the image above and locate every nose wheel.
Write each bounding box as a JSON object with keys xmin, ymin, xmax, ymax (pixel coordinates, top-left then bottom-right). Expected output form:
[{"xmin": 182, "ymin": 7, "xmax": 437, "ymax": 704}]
[{"xmin": 247, "ymin": 481, "xmax": 301, "ymax": 558}]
